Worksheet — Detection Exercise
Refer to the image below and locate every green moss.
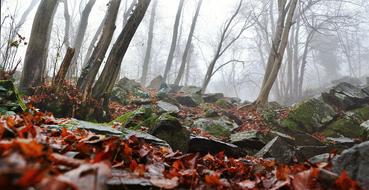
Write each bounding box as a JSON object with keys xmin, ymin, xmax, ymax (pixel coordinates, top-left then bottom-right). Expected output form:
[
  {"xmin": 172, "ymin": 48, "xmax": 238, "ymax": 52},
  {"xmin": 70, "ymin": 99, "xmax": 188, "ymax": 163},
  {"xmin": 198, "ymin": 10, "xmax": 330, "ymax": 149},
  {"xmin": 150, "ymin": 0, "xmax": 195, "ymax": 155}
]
[
  {"xmin": 215, "ymin": 99, "xmax": 232, "ymax": 109},
  {"xmin": 112, "ymin": 111, "xmax": 135, "ymax": 125},
  {"xmin": 0, "ymin": 80, "xmax": 26, "ymax": 114},
  {"xmin": 280, "ymin": 119, "xmax": 300, "ymax": 131},
  {"xmin": 203, "ymin": 124, "xmax": 231, "ymax": 138},
  {"xmin": 262, "ymin": 108, "xmax": 278, "ymax": 125},
  {"xmin": 351, "ymin": 106, "xmax": 369, "ymax": 121},
  {"xmin": 322, "ymin": 117, "xmax": 365, "ymax": 138}
]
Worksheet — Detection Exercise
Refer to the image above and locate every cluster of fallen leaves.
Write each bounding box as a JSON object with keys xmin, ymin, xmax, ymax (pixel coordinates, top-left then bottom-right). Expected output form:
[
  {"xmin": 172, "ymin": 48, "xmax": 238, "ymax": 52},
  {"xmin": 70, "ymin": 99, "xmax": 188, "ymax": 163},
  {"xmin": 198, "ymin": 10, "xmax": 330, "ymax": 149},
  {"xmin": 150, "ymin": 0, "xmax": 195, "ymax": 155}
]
[{"xmin": 0, "ymin": 109, "xmax": 363, "ymax": 190}]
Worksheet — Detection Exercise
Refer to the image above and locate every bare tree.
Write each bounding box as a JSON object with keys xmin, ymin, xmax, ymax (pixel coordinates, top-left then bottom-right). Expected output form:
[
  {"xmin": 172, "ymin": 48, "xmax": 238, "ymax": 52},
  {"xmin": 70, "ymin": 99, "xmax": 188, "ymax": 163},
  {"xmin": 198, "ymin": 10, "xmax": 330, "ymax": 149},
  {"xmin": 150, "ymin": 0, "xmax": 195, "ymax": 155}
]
[
  {"xmin": 174, "ymin": 0, "xmax": 202, "ymax": 86},
  {"xmin": 201, "ymin": 0, "xmax": 253, "ymax": 93},
  {"xmin": 63, "ymin": 0, "xmax": 71, "ymax": 47},
  {"xmin": 254, "ymin": 0, "xmax": 298, "ymax": 107},
  {"xmin": 140, "ymin": 0, "xmax": 158, "ymax": 85},
  {"xmin": 77, "ymin": 0, "xmax": 122, "ymax": 94},
  {"xmin": 162, "ymin": 0, "xmax": 184, "ymax": 82},
  {"xmin": 68, "ymin": 0, "xmax": 96, "ymax": 78},
  {"xmin": 92, "ymin": 0, "xmax": 151, "ymax": 99},
  {"xmin": 19, "ymin": 0, "xmax": 59, "ymax": 94}
]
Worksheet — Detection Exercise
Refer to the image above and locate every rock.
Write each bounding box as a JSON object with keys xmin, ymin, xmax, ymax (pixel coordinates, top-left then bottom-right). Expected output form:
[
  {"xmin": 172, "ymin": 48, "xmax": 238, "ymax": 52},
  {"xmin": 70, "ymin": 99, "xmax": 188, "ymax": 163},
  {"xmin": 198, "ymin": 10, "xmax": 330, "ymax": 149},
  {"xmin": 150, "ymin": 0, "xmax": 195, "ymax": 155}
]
[
  {"xmin": 308, "ymin": 153, "xmax": 331, "ymax": 164},
  {"xmin": 222, "ymin": 111, "xmax": 243, "ymax": 125},
  {"xmin": 322, "ymin": 82, "xmax": 369, "ymax": 111},
  {"xmin": 215, "ymin": 99, "xmax": 234, "ymax": 109},
  {"xmin": 230, "ymin": 131, "xmax": 272, "ymax": 153},
  {"xmin": 0, "ymin": 80, "xmax": 26, "ymax": 114},
  {"xmin": 204, "ymin": 109, "xmax": 219, "ymax": 118},
  {"xmin": 148, "ymin": 113, "xmax": 190, "ymax": 152},
  {"xmin": 175, "ymin": 94, "xmax": 202, "ymax": 107},
  {"xmin": 362, "ymin": 86, "xmax": 369, "ymax": 96},
  {"xmin": 361, "ymin": 120, "xmax": 369, "ymax": 131},
  {"xmin": 113, "ymin": 106, "xmax": 157, "ymax": 130},
  {"xmin": 188, "ymin": 135, "xmax": 246, "ymax": 157},
  {"xmin": 147, "ymin": 75, "xmax": 164, "ymax": 90},
  {"xmin": 295, "ymin": 146, "xmax": 331, "ymax": 162},
  {"xmin": 157, "ymin": 101, "xmax": 179, "ymax": 113},
  {"xmin": 202, "ymin": 93, "xmax": 224, "ymax": 103},
  {"xmin": 333, "ymin": 141, "xmax": 369, "ymax": 189},
  {"xmin": 192, "ymin": 117, "xmax": 239, "ymax": 139},
  {"xmin": 285, "ymin": 98, "xmax": 336, "ymax": 133},
  {"xmin": 179, "ymin": 86, "xmax": 202, "ymax": 95},
  {"xmin": 107, "ymin": 169, "xmax": 156, "ymax": 190},
  {"xmin": 278, "ymin": 123, "xmax": 324, "ymax": 146},
  {"xmin": 255, "ymin": 136, "xmax": 296, "ymax": 164},
  {"xmin": 326, "ymin": 137, "xmax": 357, "ymax": 151},
  {"xmin": 56, "ymin": 119, "xmax": 170, "ymax": 148},
  {"xmin": 111, "ymin": 77, "xmax": 146, "ymax": 104},
  {"xmin": 229, "ymin": 97, "xmax": 242, "ymax": 104}
]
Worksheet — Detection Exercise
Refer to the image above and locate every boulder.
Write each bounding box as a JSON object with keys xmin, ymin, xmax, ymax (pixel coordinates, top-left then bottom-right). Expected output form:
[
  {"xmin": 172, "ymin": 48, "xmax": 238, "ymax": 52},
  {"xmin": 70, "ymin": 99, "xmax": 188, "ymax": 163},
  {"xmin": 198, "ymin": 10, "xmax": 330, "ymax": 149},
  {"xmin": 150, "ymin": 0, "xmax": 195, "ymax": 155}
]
[
  {"xmin": 255, "ymin": 136, "xmax": 296, "ymax": 164},
  {"xmin": 0, "ymin": 80, "xmax": 26, "ymax": 114},
  {"xmin": 111, "ymin": 77, "xmax": 148, "ymax": 104},
  {"xmin": 179, "ymin": 86, "xmax": 202, "ymax": 95},
  {"xmin": 362, "ymin": 86, "xmax": 369, "ymax": 96},
  {"xmin": 230, "ymin": 130, "xmax": 272, "ymax": 153},
  {"xmin": 326, "ymin": 137, "xmax": 357, "ymax": 151},
  {"xmin": 149, "ymin": 113, "xmax": 190, "ymax": 152},
  {"xmin": 322, "ymin": 82, "xmax": 369, "ymax": 111},
  {"xmin": 215, "ymin": 99, "xmax": 234, "ymax": 109},
  {"xmin": 276, "ymin": 126, "xmax": 324, "ymax": 146},
  {"xmin": 156, "ymin": 100, "xmax": 179, "ymax": 113},
  {"xmin": 308, "ymin": 153, "xmax": 331, "ymax": 164},
  {"xmin": 147, "ymin": 75, "xmax": 164, "ymax": 90},
  {"xmin": 188, "ymin": 135, "xmax": 246, "ymax": 157},
  {"xmin": 333, "ymin": 141, "xmax": 369, "ymax": 189},
  {"xmin": 192, "ymin": 117, "xmax": 239, "ymax": 139},
  {"xmin": 175, "ymin": 94, "xmax": 203, "ymax": 107},
  {"xmin": 113, "ymin": 106, "xmax": 157, "ymax": 130},
  {"xmin": 284, "ymin": 98, "xmax": 336, "ymax": 133},
  {"xmin": 295, "ymin": 146, "xmax": 331, "ymax": 162},
  {"xmin": 202, "ymin": 93, "xmax": 224, "ymax": 103}
]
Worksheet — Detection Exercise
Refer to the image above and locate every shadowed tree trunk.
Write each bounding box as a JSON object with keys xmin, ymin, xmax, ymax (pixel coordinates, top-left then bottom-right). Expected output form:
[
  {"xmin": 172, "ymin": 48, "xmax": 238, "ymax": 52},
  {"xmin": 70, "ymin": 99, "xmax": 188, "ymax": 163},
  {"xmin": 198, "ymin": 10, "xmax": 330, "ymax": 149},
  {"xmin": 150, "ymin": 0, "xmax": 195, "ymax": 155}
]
[
  {"xmin": 77, "ymin": 0, "xmax": 121, "ymax": 96},
  {"xmin": 19, "ymin": 0, "xmax": 59, "ymax": 94},
  {"xmin": 68, "ymin": 0, "xmax": 96, "ymax": 78},
  {"xmin": 92, "ymin": 0, "xmax": 151, "ymax": 99},
  {"xmin": 54, "ymin": 48, "xmax": 75, "ymax": 87},
  {"xmin": 174, "ymin": 0, "xmax": 202, "ymax": 86},
  {"xmin": 162, "ymin": 0, "xmax": 184, "ymax": 82},
  {"xmin": 254, "ymin": 0, "xmax": 298, "ymax": 107},
  {"xmin": 140, "ymin": 0, "xmax": 157, "ymax": 86}
]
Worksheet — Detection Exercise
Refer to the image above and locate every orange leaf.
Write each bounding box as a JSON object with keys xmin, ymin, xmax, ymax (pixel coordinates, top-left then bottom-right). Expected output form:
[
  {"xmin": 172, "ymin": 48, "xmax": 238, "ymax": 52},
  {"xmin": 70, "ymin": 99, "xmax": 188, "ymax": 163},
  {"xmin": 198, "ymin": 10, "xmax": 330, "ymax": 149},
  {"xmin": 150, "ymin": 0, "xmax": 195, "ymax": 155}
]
[
  {"xmin": 205, "ymin": 173, "xmax": 222, "ymax": 186},
  {"xmin": 276, "ymin": 165, "xmax": 290, "ymax": 181},
  {"xmin": 17, "ymin": 139, "xmax": 43, "ymax": 157}
]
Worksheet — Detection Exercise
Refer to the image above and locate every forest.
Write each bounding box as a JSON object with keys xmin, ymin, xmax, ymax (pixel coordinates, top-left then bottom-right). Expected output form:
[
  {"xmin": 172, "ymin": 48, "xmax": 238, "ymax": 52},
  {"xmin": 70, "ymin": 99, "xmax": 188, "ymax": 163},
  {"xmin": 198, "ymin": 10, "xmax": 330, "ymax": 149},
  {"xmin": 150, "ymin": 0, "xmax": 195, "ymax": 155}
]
[{"xmin": 1, "ymin": 0, "xmax": 369, "ymax": 189}]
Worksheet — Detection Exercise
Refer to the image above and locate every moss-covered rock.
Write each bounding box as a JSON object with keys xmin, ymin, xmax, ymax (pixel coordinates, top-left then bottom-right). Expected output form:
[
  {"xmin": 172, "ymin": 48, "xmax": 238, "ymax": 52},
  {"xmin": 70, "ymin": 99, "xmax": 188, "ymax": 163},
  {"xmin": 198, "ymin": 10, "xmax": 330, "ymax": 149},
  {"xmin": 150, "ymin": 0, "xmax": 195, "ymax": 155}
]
[
  {"xmin": 322, "ymin": 116, "xmax": 368, "ymax": 138},
  {"xmin": 149, "ymin": 113, "xmax": 190, "ymax": 152},
  {"xmin": 112, "ymin": 105, "xmax": 157, "ymax": 130},
  {"xmin": 215, "ymin": 99, "xmax": 233, "ymax": 109},
  {"xmin": 0, "ymin": 80, "xmax": 26, "ymax": 115},
  {"xmin": 191, "ymin": 117, "xmax": 238, "ymax": 139},
  {"xmin": 287, "ymin": 98, "xmax": 337, "ymax": 133}
]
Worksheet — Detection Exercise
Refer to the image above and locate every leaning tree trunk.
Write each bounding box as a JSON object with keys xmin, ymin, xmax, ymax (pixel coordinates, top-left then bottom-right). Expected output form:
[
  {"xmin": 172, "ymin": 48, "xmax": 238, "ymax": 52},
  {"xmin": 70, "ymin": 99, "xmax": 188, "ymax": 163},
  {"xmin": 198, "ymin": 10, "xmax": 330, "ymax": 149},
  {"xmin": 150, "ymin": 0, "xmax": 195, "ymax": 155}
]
[
  {"xmin": 77, "ymin": 0, "xmax": 121, "ymax": 96},
  {"xmin": 255, "ymin": 0, "xmax": 298, "ymax": 107},
  {"xmin": 63, "ymin": 0, "xmax": 71, "ymax": 48},
  {"xmin": 54, "ymin": 48, "xmax": 75, "ymax": 87},
  {"xmin": 19, "ymin": 0, "xmax": 59, "ymax": 94},
  {"xmin": 174, "ymin": 0, "xmax": 202, "ymax": 86},
  {"xmin": 68, "ymin": 0, "xmax": 96, "ymax": 78},
  {"xmin": 92, "ymin": 0, "xmax": 151, "ymax": 99},
  {"xmin": 140, "ymin": 0, "xmax": 157, "ymax": 85},
  {"xmin": 162, "ymin": 0, "xmax": 184, "ymax": 82}
]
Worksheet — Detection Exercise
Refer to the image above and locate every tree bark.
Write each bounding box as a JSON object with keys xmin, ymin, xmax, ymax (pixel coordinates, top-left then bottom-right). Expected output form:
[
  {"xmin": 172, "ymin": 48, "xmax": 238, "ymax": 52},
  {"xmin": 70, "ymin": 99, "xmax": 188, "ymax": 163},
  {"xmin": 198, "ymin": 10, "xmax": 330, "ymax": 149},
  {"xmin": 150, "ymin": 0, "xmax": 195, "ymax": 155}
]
[
  {"xmin": 92, "ymin": 0, "xmax": 151, "ymax": 99},
  {"xmin": 19, "ymin": 0, "xmax": 59, "ymax": 94},
  {"xmin": 162, "ymin": 0, "xmax": 184, "ymax": 82},
  {"xmin": 54, "ymin": 47, "xmax": 75, "ymax": 87},
  {"xmin": 68, "ymin": 0, "xmax": 96, "ymax": 78},
  {"xmin": 184, "ymin": 44, "xmax": 194, "ymax": 86},
  {"xmin": 77, "ymin": 0, "xmax": 121, "ymax": 96},
  {"xmin": 174, "ymin": 0, "xmax": 202, "ymax": 86},
  {"xmin": 255, "ymin": 0, "xmax": 298, "ymax": 107},
  {"xmin": 140, "ymin": 0, "xmax": 157, "ymax": 85},
  {"xmin": 63, "ymin": 0, "xmax": 71, "ymax": 48}
]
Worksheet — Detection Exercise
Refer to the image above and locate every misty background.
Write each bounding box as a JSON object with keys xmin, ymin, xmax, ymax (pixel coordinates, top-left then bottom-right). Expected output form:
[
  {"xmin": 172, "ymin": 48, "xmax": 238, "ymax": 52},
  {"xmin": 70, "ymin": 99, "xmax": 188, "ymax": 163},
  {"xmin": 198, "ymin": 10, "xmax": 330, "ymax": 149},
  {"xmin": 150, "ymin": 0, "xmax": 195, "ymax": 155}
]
[{"xmin": 1, "ymin": 0, "xmax": 369, "ymax": 104}]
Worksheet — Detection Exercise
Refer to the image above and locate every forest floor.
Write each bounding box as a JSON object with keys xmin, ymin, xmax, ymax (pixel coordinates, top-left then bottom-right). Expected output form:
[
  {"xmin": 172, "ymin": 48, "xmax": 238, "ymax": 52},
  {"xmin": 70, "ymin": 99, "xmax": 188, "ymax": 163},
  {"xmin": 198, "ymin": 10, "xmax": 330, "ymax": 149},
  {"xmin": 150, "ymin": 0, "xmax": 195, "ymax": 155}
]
[{"xmin": 1, "ymin": 79, "xmax": 368, "ymax": 190}]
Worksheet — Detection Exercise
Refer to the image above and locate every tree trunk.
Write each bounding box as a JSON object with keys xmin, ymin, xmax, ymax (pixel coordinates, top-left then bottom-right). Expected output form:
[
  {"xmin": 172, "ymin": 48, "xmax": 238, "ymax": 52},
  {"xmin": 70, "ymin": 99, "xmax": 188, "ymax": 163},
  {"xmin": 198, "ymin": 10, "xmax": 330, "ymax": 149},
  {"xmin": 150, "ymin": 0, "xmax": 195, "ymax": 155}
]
[
  {"xmin": 63, "ymin": 0, "xmax": 71, "ymax": 48},
  {"xmin": 162, "ymin": 0, "xmax": 184, "ymax": 82},
  {"xmin": 184, "ymin": 44, "xmax": 194, "ymax": 86},
  {"xmin": 54, "ymin": 48, "xmax": 75, "ymax": 87},
  {"xmin": 68, "ymin": 0, "xmax": 96, "ymax": 78},
  {"xmin": 174, "ymin": 0, "xmax": 202, "ymax": 86},
  {"xmin": 77, "ymin": 0, "xmax": 121, "ymax": 96},
  {"xmin": 140, "ymin": 0, "xmax": 157, "ymax": 85},
  {"xmin": 255, "ymin": 0, "xmax": 298, "ymax": 107},
  {"xmin": 19, "ymin": 0, "xmax": 59, "ymax": 94},
  {"xmin": 92, "ymin": 0, "xmax": 151, "ymax": 99}
]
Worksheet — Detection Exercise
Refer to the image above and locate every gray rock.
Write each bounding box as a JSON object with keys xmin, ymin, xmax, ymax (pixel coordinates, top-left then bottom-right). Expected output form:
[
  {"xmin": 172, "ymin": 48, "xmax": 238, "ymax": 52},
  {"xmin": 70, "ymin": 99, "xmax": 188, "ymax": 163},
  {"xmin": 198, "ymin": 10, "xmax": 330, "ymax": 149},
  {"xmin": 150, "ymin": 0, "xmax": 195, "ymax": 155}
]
[
  {"xmin": 308, "ymin": 153, "xmax": 331, "ymax": 164},
  {"xmin": 157, "ymin": 100, "xmax": 179, "ymax": 113},
  {"xmin": 147, "ymin": 75, "xmax": 164, "ymax": 90},
  {"xmin": 333, "ymin": 141, "xmax": 369, "ymax": 189},
  {"xmin": 179, "ymin": 86, "xmax": 202, "ymax": 95},
  {"xmin": 230, "ymin": 130, "xmax": 271, "ymax": 152},
  {"xmin": 362, "ymin": 86, "xmax": 369, "ymax": 96},
  {"xmin": 192, "ymin": 117, "xmax": 239, "ymax": 139},
  {"xmin": 149, "ymin": 113, "xmax": 190, "ymax": 152},
  {"xmin": 175, "ymin": 95, "xmax": 201, "ymax": 107},
  {"xmin": 188, "ymin": 135, "xmax": 246, "ymax": 157},
  {"xmin": 255, "ymin": 136, "xmax": 296, "ymax": 164},
  {"xmin": 322, "ymin": 82, "xmax": 369, "ymax": 110},
  {"xmin": 295, "ymin": 146, "xmax": 331, "ymax": 162},
  {"xmin": 202, "ymin": 93, "xmax": 224, "ymax": 103},
  {"xmin": 360, "ymin": 120, "xmax": 369, "ymax": 131}
]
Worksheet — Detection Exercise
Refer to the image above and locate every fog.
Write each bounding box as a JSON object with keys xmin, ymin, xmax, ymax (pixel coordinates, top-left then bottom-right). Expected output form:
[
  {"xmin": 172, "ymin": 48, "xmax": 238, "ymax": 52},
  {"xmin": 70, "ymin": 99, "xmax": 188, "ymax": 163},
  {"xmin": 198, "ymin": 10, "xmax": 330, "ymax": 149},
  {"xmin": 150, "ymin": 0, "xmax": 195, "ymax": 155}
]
[{"xmin": 1, "ymin": 0, "xmax": 369, "ymax": 104}]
